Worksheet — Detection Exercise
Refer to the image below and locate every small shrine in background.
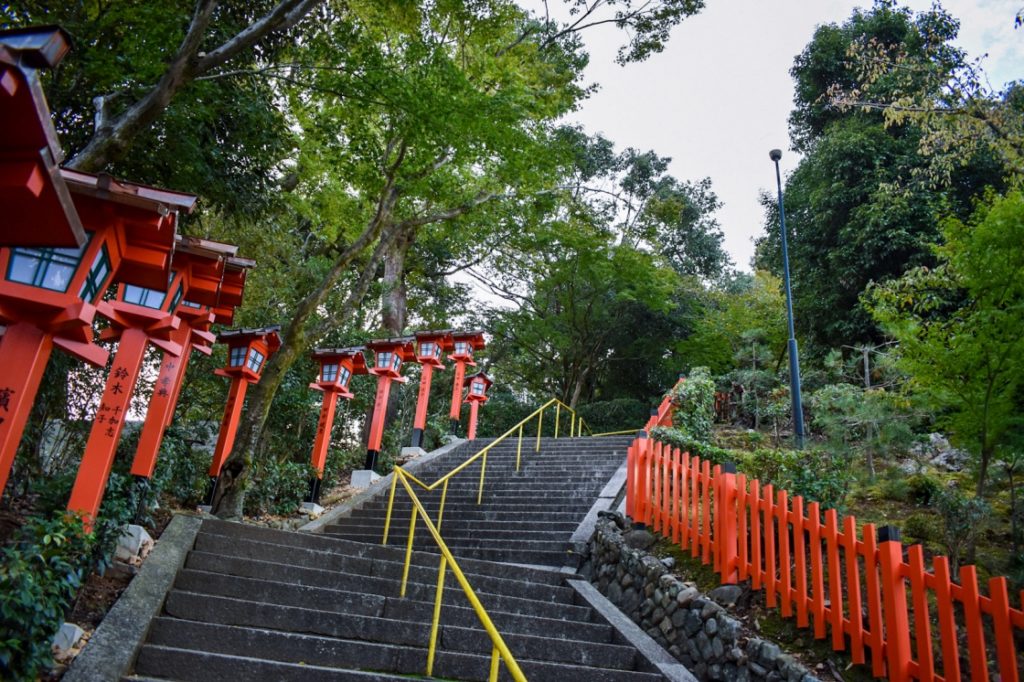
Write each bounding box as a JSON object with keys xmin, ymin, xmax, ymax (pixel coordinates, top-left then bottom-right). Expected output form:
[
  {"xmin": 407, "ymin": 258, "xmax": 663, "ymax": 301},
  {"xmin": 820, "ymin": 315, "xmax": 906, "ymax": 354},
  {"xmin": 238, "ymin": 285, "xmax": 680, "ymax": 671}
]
[{"xmin": 306, "ymin": 346, "xmax": 368, "ymax": 504}]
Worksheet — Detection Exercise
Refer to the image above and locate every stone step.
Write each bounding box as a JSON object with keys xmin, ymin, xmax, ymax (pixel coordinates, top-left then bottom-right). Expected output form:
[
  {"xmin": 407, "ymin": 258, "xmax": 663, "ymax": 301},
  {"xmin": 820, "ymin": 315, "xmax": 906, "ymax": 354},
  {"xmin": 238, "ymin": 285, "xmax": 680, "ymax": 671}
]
[
  {"xmin": 324, "ymin": 519, "xmax": 580, "ymax": 534},
  {"xmin": 184, "ymin": 552, "xmax": 589, "ymax": 620},
  {"xmin": 324, "ymin": 526, "xmax": 573, "ymax": 543},
  {"xmin": 345, "ymin": 508, "xmax": 589, "ymax": 523}
]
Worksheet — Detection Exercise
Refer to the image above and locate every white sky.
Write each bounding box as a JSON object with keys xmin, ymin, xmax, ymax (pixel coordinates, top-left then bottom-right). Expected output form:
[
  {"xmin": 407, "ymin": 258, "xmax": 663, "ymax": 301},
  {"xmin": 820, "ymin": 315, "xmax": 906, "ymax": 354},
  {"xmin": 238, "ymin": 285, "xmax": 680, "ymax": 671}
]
[{"xmin": 543, "ymin": 0, "xmax": 1023, "ymax": 271}]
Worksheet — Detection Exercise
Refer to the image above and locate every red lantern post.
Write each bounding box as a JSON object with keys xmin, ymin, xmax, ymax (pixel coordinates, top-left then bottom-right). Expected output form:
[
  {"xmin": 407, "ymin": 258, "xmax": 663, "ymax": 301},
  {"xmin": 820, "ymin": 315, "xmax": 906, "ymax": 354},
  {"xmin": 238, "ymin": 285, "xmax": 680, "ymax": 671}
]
[
  {"xmin": 363, "ymin": 337, "xmax": 415, "ymax": 473},
  {"xmin": 0, "ymin": 169, "xmax": 194, "ymax": 501},
  {"xmin": 206, "ymin": 327, "xmax": 282, "ymax": 497},
  {"xmin": 464, "ymin": 371, "xmax": 493, "ymax": 440},
  {"xmin": 306, "ymin": 347, "xmax": 368, "ymax": 503},
  {"xmin": 130, "ymin": 242, "xmax": 254, "ymax": 480},
  {"xmin": 447, "ymin": 331, "xmax": 486, "ymax": 435},
  {"xmin": 409, "ymin": 329, "xmax": 454, "ymax": 450}
]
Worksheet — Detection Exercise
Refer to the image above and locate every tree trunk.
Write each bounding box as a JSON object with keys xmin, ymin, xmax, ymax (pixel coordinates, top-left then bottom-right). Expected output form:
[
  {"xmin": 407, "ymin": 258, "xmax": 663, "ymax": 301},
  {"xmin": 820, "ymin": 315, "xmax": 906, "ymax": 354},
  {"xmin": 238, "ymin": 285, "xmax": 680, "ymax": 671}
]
[
  {"xmin": 211, "ymin": 217, "xmax": 399, "ymax": 519},
  {"xmin": 381, "ymin": 231, "xmax": 412, "ymax": 334}
]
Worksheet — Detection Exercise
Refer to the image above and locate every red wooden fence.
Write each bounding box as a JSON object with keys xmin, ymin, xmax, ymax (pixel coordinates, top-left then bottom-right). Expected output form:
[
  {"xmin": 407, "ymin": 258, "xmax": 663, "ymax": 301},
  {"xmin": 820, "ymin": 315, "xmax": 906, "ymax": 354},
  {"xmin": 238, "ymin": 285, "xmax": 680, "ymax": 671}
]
[{"xmin": 625, "ymin": 435, "xmax": 1024, "ymax": 681}]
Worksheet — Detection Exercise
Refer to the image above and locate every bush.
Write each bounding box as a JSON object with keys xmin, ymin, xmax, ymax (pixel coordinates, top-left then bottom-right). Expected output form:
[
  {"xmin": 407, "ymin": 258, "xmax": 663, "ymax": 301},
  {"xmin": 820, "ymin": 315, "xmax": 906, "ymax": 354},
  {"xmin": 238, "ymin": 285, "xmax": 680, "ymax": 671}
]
[
  {"xmin": 0, "ymin": 512, "xmax": 92, "ymax": 679},
  {"xmin": 933, "ymin": 488, "xmax": 990, "ymax": 574},
  {"xmin": 649, "ymin": 426, "xmax": 731, "ymax": 465},
  {"xmin": 739, "ymin": 447, "xmax": 852, "ymax": 510},
  {"xmin": 903, "ymin": 513, "xmax": 939, "ymax": 544},
  {"xmin": 244, "ymin": 457, "xmax": 313, "ymax": 516},
  {"xmin": 576, "ymin": 399, "xmax": 650, "ymax": 434},
  {"xmin": 667, "ymin": 367, "xmax": 715, "ymax": 441}
]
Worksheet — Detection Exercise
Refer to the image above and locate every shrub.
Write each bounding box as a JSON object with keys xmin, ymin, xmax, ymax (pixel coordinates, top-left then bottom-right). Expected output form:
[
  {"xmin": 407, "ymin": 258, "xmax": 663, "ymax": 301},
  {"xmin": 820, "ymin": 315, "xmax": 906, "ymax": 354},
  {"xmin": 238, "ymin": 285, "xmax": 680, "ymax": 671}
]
[
  {"xmin": 576, "ymin": 398, "xmax": 650, "ymax": 434},
  {"xmin": 667, "ymin": 367, "xmax": 715, "ymax": 442},
  {"xmin": 0, "ymin": 512, "xmax": 92, "ymax": 679},
  {"xmin": 649, "ymin": 426, "xmax": 731, "ymax": 465},
  {"xmin": 903, "ymin": 513, "xmax": 939, "ymax": 544},
  {"xmin": 244, "ymin": 457, "xmax": 313, "ymax": 516},
  {"xmin": 933, "ymin": 488, "xmax": 990, "ymax": 574}
]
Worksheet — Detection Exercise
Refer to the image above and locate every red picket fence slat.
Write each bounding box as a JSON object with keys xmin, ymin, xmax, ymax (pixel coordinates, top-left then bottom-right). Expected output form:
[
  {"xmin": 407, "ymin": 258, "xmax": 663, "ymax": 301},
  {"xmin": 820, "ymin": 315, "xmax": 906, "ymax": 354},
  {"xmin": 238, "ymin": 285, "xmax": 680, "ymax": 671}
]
[{"xmin": 625, "ymin": 432, "xmax": 1024, "ymax": 680}]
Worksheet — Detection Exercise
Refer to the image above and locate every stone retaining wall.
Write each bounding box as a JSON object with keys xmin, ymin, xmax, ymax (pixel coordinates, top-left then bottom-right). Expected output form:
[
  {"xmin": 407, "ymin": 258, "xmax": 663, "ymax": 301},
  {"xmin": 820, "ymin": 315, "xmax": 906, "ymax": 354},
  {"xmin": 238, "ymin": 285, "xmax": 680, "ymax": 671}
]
[{"xmin": 584, "ymin": 514, "xmax": 820, "ymax": 682}]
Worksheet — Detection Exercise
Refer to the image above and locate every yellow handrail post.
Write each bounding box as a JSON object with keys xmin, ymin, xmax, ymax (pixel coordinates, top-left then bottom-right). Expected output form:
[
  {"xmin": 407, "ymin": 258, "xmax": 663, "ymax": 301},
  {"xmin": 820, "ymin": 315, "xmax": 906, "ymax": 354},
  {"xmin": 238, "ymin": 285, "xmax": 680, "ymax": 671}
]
[
  {"xmin": 401, "ymin": 502, "xmax": 418, "ymax": 598},
  {"xmin": 554, "ymin": 403, "xmax": 561, "ymax": 439},
  {"xmin": 381, "ymin": 470, "xmax": 399, "ymax": 545},
  {"xmin": 489, "ymin": 646, "xmax": 501, "ymax": 682},
  {"xmin": 426, "ymin": 555, "xmax": 447, "ymax": 676},
  {"xmin": 570, "ymin": 413, "xmax": 576, "ymax": 438},
  {"xmin": 536, "ymin": 409, "xmax": 543, "ymax": 452},
  {"xmin": 516, "ymin": 424, "xmax": 523, "ymax": 472},
  {"xmin": 437, "ymin": 478, "xmax": 449, "ymax": 532},
  {"xmin": 477, "ymin": 451, "xmax": 488, "ymax": 505}
]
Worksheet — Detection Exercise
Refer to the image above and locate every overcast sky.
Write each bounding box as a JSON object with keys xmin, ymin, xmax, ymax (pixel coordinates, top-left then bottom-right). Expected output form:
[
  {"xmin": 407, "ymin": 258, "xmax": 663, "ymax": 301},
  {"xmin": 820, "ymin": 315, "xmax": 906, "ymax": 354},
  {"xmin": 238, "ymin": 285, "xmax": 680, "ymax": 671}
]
[{"xmin": 544, "ymin": 0, "xmax": 1023, "ymax": 271}]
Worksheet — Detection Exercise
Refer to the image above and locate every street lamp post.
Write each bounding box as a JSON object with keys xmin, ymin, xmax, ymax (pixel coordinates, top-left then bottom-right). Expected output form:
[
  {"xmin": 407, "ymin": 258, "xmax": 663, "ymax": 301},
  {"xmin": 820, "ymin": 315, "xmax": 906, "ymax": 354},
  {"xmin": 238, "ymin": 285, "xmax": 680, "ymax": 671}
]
[{"xmin": 770, "ymin": 149, "xmax": 806, "ymax": 449}]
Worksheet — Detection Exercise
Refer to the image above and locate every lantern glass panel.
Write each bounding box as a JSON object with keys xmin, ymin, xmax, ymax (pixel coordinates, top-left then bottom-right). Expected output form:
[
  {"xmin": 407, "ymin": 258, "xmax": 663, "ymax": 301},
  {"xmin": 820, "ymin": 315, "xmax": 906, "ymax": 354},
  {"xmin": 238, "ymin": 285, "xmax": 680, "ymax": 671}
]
[
  {"xmin": 420, "ymin": 342, "xmax": 434, "ymax": 357},
  {"xmin": 376, "ymin": 352, "xmax": 392, "ymax": 370},
  {"xmin": 321, "ymin": 363, "xmax": 339, "ymax": 383},
  {"xmin": 391, "ymin": 354, "xmax": 401, "ymax": 371},
  {"xmin": 182, "ymin": 299, "xmax": 202, "ymax": 309},
  {"xmin": 454, "ymin": 342, "xmax": 469, "ymax": 355},
  {"xmin": 229, "ymin": 346, "xmax": 246, "ymax": 367},
  {"xmin": 472, "ymin": 381, "xmax": 486, "ymax": 396},
  {"xmin": 247, "ymin": 348, "xmax": 265, "ymax": 372},
  {"xmin": 339, "ymin": 366, "xmax": 351, "ymax": 387},
  {"xmin": 123, "ymin": 284, "xmax": 166, "ymax": 309},
  {"xmin": 7, "ymin": 245, "xmax": 84, "ymax": 292},
  {"xmin": 168, "ymin": 281, "xmax": 184, "ymax": 311},
  {"xmin": 78, "ymin": 242, "xmax": 111, "ymax": 303}
]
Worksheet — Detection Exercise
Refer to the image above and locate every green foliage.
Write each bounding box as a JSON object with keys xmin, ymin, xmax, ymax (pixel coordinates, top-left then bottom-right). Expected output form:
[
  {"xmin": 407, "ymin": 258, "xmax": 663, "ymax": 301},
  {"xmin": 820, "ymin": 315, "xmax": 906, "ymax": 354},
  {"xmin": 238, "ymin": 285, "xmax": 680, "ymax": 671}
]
[
  {"xmin": 0, "ymin": 512, "xmax": 91, "ymax": 679},
  {"xmin": 576, "ymin": 399, "xmax": 650, "ymax": 434},
  {"xmin": 244, "ymin": 458, "xmax": 316, "ymax": 517},
  {"xmin": 868, "ymin": 190, "xmax": 1024, "ymax": 496},
  {"xmin": 932, "ymin": 488, "xmax": 990, "ymax": 573},
  {"xmin": 739, "ymin": 447, "xmax": 853, "ymax": 510},
  {"xmin": 902, "ymin": 512, "xmax": 939, "ymax": 544},
  {"xmin": 666, "ymin": 367, "xmax": 714, "ymax": 442},
  {"xmin": 649, "ymin": 427, "xmax": 730, "ymax": 465}
]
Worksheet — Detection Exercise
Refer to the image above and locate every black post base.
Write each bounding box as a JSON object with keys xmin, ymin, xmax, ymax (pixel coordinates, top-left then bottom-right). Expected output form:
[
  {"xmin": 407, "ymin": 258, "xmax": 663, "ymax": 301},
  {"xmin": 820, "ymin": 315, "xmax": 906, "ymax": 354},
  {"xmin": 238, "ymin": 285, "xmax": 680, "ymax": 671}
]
[
  {"xmin": 410, "ymin": 428, "xmax": 423, "ymax": 449},
  {"xmin": 449, "ymin": 418, "xmax": 460, "ymax": 435},
  {"xmin": 364, "ymin": 449, "xmax": 379, "ymax": 472},
  {"xmin": 132, "ymin": 475, "xmax": 152, "ymax": 525},
  {"xmin": 307, "ymin": 477, "xmax": 323, "ymax": 504},
  {"xmin": 204, "ymin": 476, "xmax": 219, "ymax": 506}
]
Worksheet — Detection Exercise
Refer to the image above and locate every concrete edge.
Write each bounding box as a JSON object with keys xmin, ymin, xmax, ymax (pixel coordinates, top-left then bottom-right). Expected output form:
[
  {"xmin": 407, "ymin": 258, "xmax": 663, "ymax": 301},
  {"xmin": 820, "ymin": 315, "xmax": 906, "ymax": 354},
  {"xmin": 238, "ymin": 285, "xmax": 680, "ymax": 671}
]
[
  {"xmin": 568, "ymin": 457, "xmax": 628, "ymax": 548},
  {"xmin": 64, "ymin": 513, "xmax": 203, "ymax": 682},
  {"xmin": 566, "ymin": 578, "xmax": 698, "ymax": 682},
  {"xmin": 299, "ymin": 438, "xmax": 468, "ymax": 533}
]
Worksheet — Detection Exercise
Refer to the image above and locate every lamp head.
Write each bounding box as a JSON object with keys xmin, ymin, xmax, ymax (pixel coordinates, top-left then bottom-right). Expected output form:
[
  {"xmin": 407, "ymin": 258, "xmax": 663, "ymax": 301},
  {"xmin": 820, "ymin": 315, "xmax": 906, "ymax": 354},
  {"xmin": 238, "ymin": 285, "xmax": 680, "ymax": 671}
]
[{"xmin": 769, "ymin": 149, "xmax": 783, "ymax": 162}]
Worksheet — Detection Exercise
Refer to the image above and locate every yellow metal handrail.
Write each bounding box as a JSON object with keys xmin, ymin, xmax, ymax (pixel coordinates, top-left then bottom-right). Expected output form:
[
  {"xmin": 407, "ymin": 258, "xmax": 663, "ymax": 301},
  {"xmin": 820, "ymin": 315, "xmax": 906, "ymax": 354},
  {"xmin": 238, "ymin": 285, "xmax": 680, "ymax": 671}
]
[
  {"xmin": 391, "ymin": 467, "xmax": 527, "ymax": 681},
  {"xmin": 382, "ymin": 398, "xmax": 585, "ymax": 547},
  {"xmin": 590, "ymin": 428, "xmax": 639, "ymax": 437}
]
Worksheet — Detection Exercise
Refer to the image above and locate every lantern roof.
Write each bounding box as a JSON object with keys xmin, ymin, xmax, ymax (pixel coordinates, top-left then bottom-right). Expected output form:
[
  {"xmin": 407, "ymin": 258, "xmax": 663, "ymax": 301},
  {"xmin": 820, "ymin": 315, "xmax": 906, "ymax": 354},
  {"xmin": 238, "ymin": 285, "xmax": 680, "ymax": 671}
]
[
  {"xmin": 171, "ymin": 236, "xmax": 237, "ymax": 308},
  {"xmin": 217, "ymin": 325, "xmax": 282, "ymax": 354},
  {"xmin": 208, "ymin": 256, "xmax": 252, "ymax": 325},
  {"xmin": 452, "ymin": 330, "xmax": 486, "ymax": 350},
  {"xmin": 464, "ymin": 370, "xmax": 493, "ymax": 389},
  {"xmin": 62, "ymin": 170, "xmax": 196, "ymax": 291},
  {"xmin": 415, "ymin": 329, "xmax": 455, "ymax": 349},
  {"xmin": 0, "ymin": 26, "xmax": 84, "ymax": 247},
  {"xmin": 367, "ymin": 336, "xmax": 417, "ymax": 360},
  {"xmin": 311, "ymin": 346, "xmax": 369, "ymax": 374}
]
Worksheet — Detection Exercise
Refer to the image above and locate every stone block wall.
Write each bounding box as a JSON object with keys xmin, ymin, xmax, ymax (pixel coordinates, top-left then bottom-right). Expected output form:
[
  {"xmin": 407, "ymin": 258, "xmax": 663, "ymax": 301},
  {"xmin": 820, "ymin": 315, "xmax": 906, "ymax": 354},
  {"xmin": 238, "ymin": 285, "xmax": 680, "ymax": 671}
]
[{"xmin": 584, "ymin": 515, "xmax": 820, "ymax": 682}]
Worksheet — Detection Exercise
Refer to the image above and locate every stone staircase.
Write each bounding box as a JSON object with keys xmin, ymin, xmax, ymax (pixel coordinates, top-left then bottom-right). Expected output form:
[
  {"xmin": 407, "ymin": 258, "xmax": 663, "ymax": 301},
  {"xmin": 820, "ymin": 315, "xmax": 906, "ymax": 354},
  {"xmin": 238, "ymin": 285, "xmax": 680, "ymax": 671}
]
[
  {"xmin": 324, "ymin": 435, "xmax": 634, "ymax": 566},
  {"xmin": 100, "ymin": 435, "xmax": 684, "ymax": 681}
]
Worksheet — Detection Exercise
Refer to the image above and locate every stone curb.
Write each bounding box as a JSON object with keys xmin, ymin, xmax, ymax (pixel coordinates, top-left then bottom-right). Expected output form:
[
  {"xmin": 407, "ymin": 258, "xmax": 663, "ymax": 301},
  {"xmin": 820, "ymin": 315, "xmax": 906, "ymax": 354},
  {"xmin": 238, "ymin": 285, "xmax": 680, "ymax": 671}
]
[
  {"xmin": 64, "ymin": 513, "xmax": 203, "ymax": 682},
  {"xmin": 566, "ymin": 578, "xmax": 698, "ymax": 682},
  {"xmin": 299, "ymin": 438, "xmax": 468, "ymax": 533},
  {"xmin": 568, "ymin": 456, "xmax": 628, "ymax": 551}
]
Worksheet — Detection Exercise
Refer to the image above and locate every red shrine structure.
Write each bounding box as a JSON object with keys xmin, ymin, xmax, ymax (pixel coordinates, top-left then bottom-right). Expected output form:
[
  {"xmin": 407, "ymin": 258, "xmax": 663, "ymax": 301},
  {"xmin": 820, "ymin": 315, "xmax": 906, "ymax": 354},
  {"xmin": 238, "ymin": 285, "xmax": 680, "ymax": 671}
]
[
  {"xmin": 463, "ymin": 371, "xmax": 493, "ymax": 440},
  {"xmin": 130, "ymin": 240, "xmax": 254, "ymax": 481},
  {"xmin": 364, "ymin": 337, "xmax": 416, "ymax": 471},
  {"xmin": 448, "ymin": 330, "xmax": 486, "ymax": 434},
  {"xmin": 409, "ymin": 329, "xmax": 454, "ymax": 449},
  {"xmin": 66, "ymin": 225, "xmax": 259, "ymax": 523},
  {"xmin": 307, "ymin": 347, "xmax": 368, "ymax": 503},
  {"xmin": 206, "ymin": 326, "xmax": 282, "ymax": 493},
  {"xmin": 1, "ymin": 170, "xmax": 195, "ymax": 501},
  {"xmin": 0, "ymin": 26, "xmax": 84, "ymax": 248}
]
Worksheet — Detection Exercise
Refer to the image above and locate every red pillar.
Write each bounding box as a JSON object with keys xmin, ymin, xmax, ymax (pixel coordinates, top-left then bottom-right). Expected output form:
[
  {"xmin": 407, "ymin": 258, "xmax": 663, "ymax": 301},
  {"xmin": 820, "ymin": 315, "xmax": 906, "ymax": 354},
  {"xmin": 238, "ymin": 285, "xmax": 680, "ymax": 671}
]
[
  {"xmin": 209, "ymin": 378, "xmax": 249, "ymax": 478},
  {"xmin": 131, "ymin": 336, "xmax": 191, "ymax": 478},
  {"xmin": 67, "ymin": 328, "xmax": 149, "ymax": 523},
  {"xmin": 878, "ymin": 526, "xmax": 912, "ymax": 681},
  {"xmin": 467, "ymin": 399, "xmax": 480, "ymax": 440},
  {"xmin": 364, "ymin": 375, "xmax": 392, "ymax": 471},
  {"xmin": 0, "ymin": 323, "xmax": 54, "ymax": 496},
  {"xmin": 310, "ymin": 390, "xmax": 339, "ymax": 476},
  {"xmin": 448, "ymin": 360, "xmax": 466, "ymax": 433},
  {"xmin": 719, "ymin": 462, "xmax": 739, "ymax": 584},
  {"xmin": 411, "ymin": 363, "xmax": 433, "ymax": 448}
]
